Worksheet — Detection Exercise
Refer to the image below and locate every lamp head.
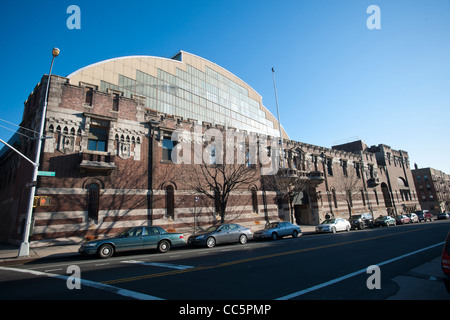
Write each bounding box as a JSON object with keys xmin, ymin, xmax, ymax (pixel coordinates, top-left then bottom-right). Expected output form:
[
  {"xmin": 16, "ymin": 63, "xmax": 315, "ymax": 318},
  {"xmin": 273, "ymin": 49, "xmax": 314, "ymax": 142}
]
[{"xmin": 52, "ymin": 48, "xmax": 60, "ymax": 57}]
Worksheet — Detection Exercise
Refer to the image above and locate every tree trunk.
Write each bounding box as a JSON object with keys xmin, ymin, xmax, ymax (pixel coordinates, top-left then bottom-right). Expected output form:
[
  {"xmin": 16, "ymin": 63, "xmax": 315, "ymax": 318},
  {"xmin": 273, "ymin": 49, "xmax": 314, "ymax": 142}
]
[
  {"xmin": 289, "ymin": 198, "xmax": 294, "ymax": 224},
  {"xmin": 220, "ymin": 202, "xmax": 227, "ymax": 224}
]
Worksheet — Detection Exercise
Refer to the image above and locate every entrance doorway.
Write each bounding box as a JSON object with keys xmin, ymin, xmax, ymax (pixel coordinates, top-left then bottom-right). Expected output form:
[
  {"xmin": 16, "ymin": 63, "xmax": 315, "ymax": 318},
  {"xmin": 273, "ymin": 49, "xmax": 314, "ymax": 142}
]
[{"xmin": 294, "ymin": 191, "xmax": 311, "ymax": 225}]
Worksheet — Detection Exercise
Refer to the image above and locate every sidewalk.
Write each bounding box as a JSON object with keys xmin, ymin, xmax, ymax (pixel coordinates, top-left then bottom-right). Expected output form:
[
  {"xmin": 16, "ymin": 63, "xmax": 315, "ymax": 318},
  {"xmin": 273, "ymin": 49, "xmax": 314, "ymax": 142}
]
[
  {"xmin": 387, "ymin": 256, "xmax": 450, "ymax": 300},
  {"xmin": 0, "ymin": 243, "xmax": 80, "ymax": 266}
]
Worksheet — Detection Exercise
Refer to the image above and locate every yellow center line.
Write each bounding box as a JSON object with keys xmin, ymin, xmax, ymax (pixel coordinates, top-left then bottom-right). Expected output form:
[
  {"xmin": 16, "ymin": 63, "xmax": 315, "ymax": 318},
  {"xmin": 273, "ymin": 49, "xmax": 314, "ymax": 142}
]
[{"xmin": 101, "ymin": 227, "xmax": 423, "ymax": 285}]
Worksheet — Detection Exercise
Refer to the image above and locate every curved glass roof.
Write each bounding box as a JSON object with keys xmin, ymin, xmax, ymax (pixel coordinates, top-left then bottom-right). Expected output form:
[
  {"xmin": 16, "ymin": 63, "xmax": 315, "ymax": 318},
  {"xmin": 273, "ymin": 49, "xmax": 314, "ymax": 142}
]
[{"xmin": 67, "ymin": 51, "xmax": 288, "ymax": 139}]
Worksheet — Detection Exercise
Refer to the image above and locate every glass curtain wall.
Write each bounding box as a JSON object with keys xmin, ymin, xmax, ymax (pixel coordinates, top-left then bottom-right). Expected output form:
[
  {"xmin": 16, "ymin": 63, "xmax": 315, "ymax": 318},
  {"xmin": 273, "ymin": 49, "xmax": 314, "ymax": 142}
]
[{"xmin": 100, "ymin": 64, "xmax": 278, "ymax": 137}]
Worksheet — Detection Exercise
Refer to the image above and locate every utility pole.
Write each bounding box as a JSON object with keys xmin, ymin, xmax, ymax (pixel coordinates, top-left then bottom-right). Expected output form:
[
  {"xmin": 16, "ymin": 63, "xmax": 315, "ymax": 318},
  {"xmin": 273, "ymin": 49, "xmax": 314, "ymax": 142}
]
[
  {"xmin": 272, "ymin": 68, "xmax": 285, "ymax": 168},
  {"xmin": 17, "ymin": 48, "xmax": 60, "ymax": 257}
]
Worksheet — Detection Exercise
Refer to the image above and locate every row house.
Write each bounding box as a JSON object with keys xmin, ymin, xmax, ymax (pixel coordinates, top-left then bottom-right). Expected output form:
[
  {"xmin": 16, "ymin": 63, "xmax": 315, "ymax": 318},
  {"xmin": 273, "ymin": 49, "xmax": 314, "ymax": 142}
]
[{"xmin": 412, "ymin": 166, "xmax": 450, "ymax": 215}]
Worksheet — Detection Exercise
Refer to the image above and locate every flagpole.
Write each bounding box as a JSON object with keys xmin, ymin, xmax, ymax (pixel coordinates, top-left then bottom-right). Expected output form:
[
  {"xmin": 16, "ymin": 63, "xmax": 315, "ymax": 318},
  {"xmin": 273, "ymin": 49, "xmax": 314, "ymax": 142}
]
[{"xmin": 272, "ymin": 68, "xmax": 285, "ymax": 168}]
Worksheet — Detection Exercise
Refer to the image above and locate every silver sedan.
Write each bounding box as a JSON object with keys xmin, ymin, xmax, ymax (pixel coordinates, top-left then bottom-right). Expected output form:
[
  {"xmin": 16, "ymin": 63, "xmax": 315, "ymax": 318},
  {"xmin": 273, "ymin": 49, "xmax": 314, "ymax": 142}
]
[
  {"xmin": 253, "ymin": 222, "xmax": 302, "ymax": 240},
  {"xmin": 188, "ymin": 224, "xmax": 252, "ymax": 248}
]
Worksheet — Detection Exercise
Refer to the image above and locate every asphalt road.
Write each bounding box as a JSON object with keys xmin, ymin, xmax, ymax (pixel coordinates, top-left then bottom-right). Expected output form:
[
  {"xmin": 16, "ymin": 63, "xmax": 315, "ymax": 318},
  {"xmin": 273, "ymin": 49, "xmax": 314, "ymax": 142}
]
[{"xmin": 1, "ymin": 220, "xmax": 449, "ymax": 303}]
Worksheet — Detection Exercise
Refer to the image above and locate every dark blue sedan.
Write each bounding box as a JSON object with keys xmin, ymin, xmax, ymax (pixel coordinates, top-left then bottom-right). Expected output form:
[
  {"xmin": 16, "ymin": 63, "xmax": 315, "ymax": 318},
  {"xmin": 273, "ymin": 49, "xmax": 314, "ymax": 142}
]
[{"xmin": 79, "ymin": 226, "xmax": 185, "ymax": 258}]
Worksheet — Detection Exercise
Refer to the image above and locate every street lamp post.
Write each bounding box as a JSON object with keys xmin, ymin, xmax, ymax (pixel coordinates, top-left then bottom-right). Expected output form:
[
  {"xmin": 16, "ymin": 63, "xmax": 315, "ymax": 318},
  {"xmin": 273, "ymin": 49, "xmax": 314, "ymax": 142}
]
[{"xmin": 18, "ymin": 48, "xmax": 60, "ymax": 257}]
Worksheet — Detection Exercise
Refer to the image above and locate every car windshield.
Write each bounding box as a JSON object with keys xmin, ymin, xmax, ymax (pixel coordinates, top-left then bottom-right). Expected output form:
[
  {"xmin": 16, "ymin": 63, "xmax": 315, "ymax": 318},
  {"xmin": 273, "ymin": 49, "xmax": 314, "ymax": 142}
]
[
  {"xmin": 352, "ymin": 215, "xmax": 362, "ymax": 219},
  {"xmin": 321, "ymin": 219, "xmax": 336, "ymax": 224}
]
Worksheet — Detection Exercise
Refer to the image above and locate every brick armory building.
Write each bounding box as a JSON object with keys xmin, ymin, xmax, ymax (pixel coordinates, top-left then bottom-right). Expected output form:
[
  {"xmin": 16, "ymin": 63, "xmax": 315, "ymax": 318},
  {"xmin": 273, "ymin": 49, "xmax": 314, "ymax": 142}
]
[{"xmin": 0, "ymin": 51, "xmax": 420, "ymax": 246}]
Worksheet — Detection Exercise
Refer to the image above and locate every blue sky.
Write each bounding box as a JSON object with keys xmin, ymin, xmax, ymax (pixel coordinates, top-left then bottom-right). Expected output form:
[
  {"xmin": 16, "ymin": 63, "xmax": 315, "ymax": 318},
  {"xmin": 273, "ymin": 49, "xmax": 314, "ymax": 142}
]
[{"xmin": 1, "ymin": 0, "xmax": 449, "ymax": 173}]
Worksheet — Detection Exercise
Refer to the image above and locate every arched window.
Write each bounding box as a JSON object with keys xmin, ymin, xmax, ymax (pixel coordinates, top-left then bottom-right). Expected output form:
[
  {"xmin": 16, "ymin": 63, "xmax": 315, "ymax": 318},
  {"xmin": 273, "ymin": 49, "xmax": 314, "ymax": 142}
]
[
  {"xmin": 87, "ymin": 183, "xmax": 100, "ymax": 221},
  {"xmin": 251, "ymin": 188, "xmax": 258, "ymax": 213},
  {"xmin": 165, "ymin": 185, "xmax": 175, "ymax": 219},
  {"xmin": 397, "ymin": 177, "xmax": 408, "ymax": 188},
  {"xmin": 332, "ymin": 188, "xmax": 338, "ymax": 208}
]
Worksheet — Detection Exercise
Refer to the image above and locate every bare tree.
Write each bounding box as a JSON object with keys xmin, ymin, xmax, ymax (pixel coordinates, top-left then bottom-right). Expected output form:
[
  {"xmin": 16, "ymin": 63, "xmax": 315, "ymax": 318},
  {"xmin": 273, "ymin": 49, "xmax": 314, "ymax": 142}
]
[
  {"xmin": 184, "ymin": 162, "xmax": 259, "ymax": 224},
  {"xmin": 333, "ymin": 167, "xmax": 363, "ymax": 218}
]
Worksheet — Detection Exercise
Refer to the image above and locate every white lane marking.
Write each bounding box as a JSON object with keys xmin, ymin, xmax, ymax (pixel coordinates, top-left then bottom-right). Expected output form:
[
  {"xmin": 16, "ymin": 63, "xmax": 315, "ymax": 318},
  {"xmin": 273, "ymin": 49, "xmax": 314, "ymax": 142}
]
[
  {"xmin": 44, "ymin": 268, "xmax": 63, "ymax": 273},
  {"xmin": 121, "ymin": 260, "xmax": 194, "ymax": 270},
  {"xmin": 0, "ymin": 266, "xmax": 164, "ymax": 300},
  {"xmin": 275, "ymin": 241, "xmax": 445, "ymax": 300}
]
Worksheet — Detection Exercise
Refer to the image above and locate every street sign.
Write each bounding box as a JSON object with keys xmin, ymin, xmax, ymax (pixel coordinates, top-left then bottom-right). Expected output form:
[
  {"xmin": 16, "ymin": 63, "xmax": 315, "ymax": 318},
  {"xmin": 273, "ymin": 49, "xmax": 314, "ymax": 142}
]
[
  {"xmin": 38, "ymin": 171, "xmax": 56, "ymax": 177},
  {"xmin": 39, "ymin": 196, "xmax": 51, "ymax": 206},
  {"xmin": 33, "ymin": 196, "xmax": 52, "ymax": 207}
]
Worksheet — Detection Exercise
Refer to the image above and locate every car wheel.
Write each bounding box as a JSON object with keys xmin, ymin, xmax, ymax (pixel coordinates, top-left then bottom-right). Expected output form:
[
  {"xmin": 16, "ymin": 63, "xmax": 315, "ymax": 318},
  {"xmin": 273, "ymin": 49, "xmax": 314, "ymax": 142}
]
[
  {"xmin": 206, "ymin": 237, "xmax": 216, "ymax": 248},
  {"xmin": 158, "ymin": 240, "xmax": 171, "ymax": 253},
  {"xmin": 271, "ymin": 232, "xmax": 279, "ymax": 240},
  {"xmin": 97, "ymin": 244, "xmax": 114, "ymax": 259},
  {"xmin": 239, "ymin": 234, "xmax": 248, "ymax": 244},
  {"xmin": 292, "ymin": 230, "xmax": 298, "ymax": 238}
]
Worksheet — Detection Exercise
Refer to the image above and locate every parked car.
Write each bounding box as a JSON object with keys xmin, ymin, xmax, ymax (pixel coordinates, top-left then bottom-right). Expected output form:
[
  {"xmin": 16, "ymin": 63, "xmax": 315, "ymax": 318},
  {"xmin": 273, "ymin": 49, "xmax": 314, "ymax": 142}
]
[
  {"xmin": 437, "ymin": 212, "xmax": 450, "ymax": 220},
  {"xmin": 78, "ymin": 226, "xmax": 186, "ymax": 259},
  {"xmin": 188, "ymin": 223, "xmax": 252, "ymax": 248},
  {"xmin": 350, "ymin": 213, "xmax": 374, "ymax": 230},
  {"xmin": 253, "ymin": 221, "xmax": 302, "ymax": 240},
  {"xmin": 374, "ymin": 215, "xmax": 396, "ymax": 227},
  {"xmin": 442, "ymin": 231, "xmax": 450, "ymax": 293},
  {"xmin": 395, "ymin": 214, "xmax": 411, "ymax": 225},
  {"xmin": 315, "ymin": 218, "xmax": 351, "ymax": 233},
  {"xmin": 406, "ymin": 213, "xmax": 419, "ymax": 223},
  {"xmin": 415, "ymin": 210, "xmax": 433, "ymax": 222}
]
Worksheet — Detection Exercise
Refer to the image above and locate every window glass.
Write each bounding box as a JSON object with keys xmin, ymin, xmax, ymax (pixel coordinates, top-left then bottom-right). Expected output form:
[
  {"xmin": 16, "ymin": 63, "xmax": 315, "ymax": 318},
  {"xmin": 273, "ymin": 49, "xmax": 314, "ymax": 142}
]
[
  {"xmin": 87, "ymin": 183, "xmax": 99, "ymax": 221},
  {"xmin": 88, "ymin": 124, "xmax": 108, "ymax": 152},
  {"xmin": 165, "ymin": 185, "xmax": 175, "ymax": 218},
  {"xmin": 145, "ymin": 227, "xmax": 160, "ymax": 235},
  {"xmin": 162, "ymin": 138, "xmax": 174, "ymax": 161},
  {"xmin": 85, "ymin": 87, "xmax": 93, "ymax": 105}
]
